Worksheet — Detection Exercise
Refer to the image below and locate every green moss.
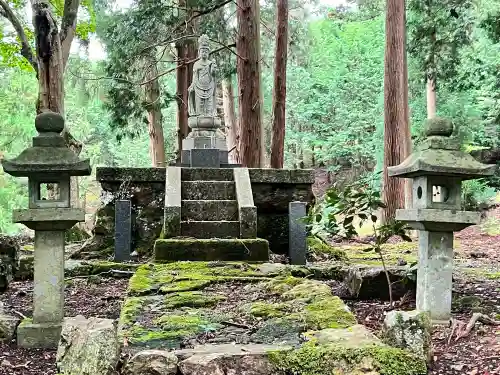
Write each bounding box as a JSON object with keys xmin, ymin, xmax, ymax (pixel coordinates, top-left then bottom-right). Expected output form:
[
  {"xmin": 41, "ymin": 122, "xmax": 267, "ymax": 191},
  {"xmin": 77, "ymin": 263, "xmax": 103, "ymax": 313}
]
[
  {"xmin": 246, "ymin": 302, "xmax": 289, "ymax": 318},
  {"xmin": 90, "ymin": 261, "xmax": 138, "ymax": 274},
  {"xmin": 124, "ymin": 312, "xmax": 223, "ymax": 348},
  {"xmin": 300, "ymin": 296, "xmax": 357, "ymax": 330},
  {"xmin": 282, "ymin": 280, "xmax": 332, "ymax": 301},
  {"xmin": 154, "ymin": 314, "xmax": 221, "ymax": 334},
  {"xmin": 164, "ymin": 291, "xmax": 226, "ymax": 309},
  {"xmin": 19, "ymin": 317, "xmax": 33, "ymax": 326},
  {"xmin": 21, "ymin": 244, "xmax": 34, "ymax": 252},
  {"xmin": 346, "ymin": 241, "xmax": 417, "ymax": 265},
  {"xmin": 265, "ymin": 276, "xmax": 303, "ymax": 294},
  {"xmin": 463, "ymin": 268, "xmax": 500, "ymax": 280},
  {"xmin": 160, "ymin": 279, "xmax": 213, "ymax": 293},
  {"xmin": 268, "ymin": 341, "xmax": 427, "ymax": 375},
  {"xmin": 307, "ymin": 237, "xmax": 348, "ymax": 261},
  {"xmin": 126, "ymin": 325, "xmax": 186, "ymax": 346},
  {"xmin": 119, "ymin": 296, "xmax": 144, "ymax": 326}
]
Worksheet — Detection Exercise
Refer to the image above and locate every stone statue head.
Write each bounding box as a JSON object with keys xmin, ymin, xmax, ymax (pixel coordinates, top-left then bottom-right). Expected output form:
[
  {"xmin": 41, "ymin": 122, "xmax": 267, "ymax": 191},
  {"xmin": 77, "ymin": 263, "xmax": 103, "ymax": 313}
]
[{"xmin": 198, "ymin": 34, "xmax": 210, "ymax": 60}]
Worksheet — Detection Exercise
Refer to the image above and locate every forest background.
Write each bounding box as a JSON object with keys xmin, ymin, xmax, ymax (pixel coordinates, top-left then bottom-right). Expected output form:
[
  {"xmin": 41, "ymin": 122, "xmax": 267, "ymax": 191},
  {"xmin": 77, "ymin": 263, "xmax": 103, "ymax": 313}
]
[{"xmin": 1, "ymin": 0, "xmax": 500, "ymax": 233}]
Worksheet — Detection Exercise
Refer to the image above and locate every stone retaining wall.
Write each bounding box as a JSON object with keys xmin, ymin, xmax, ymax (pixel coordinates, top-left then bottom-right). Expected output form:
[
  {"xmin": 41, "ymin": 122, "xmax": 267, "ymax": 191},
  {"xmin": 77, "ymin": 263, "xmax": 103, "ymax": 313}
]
[{"xmin": 77, "ymin": 167, "xmax": 315, "ymax": 258}]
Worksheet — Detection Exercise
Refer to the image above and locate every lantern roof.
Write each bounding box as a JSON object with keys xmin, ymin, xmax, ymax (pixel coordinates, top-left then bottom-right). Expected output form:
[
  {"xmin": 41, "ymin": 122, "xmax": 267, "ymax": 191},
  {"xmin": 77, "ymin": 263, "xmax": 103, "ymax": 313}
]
[
  {"xmin": 388, "ymin": 118, "xmax": 495, "ymax": 179},
  {"xmin": 1, "ymin": 112, "xmax": 91, "ymax": 177}
]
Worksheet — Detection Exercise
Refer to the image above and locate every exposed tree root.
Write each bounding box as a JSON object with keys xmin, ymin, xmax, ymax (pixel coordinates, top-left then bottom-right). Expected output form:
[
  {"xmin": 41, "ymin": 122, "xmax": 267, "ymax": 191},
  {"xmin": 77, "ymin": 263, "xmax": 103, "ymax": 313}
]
[{"xmin": 448, "ymin": 313, "xmax": 500, "ymax": 343}]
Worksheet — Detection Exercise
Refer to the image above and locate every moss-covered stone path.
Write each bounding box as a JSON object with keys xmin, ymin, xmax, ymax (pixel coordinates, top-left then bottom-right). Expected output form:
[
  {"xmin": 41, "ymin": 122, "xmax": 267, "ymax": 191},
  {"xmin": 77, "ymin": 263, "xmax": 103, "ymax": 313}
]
[{"xmin": 117, "ymin": 261, "xmax": 427, "ymax": 374}]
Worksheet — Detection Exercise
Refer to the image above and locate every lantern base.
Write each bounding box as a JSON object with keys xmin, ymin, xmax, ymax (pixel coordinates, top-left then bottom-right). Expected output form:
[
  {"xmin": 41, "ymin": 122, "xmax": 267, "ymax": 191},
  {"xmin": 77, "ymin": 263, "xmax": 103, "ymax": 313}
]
[{"xmin": 17, "ymin": 320, "xmax": 62, "ymax": 349}]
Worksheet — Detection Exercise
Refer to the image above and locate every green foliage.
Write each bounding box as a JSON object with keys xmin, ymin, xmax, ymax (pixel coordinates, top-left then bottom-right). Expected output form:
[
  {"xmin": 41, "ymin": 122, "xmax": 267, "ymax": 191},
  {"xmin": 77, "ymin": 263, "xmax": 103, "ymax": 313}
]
[
  {"xmin": 0, "ymin": 0, "xmax": 95, "ymax": 71},
  {"xmin": 407, "ymin": 0, "xmax": 474, "ymax": 84},
  {"xmin": 461, "ymin": 179, "xmax": 497, "ymax": 211},
  {"xmin": 98, "ymin": 0, "xmax": 235, "ymax": 137},
  {"xmin": 306, "ymin": 177, "xmax": 411, "ymax": 305}
]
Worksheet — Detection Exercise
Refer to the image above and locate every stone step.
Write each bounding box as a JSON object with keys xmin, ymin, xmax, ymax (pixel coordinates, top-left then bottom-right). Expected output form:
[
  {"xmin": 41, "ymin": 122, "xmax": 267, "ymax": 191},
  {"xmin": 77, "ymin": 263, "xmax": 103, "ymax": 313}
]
[
  {"xmin": 182, "ymin": 181, "xmax": 236, "ymax": 200},
  {"xmin": 181, "ymin": 168, "xmax": 234, "ymax": 182},
  {"xmin": 181, "ymin": 221, "xmax": 240, "ymax": 239},
  {"xmin": 181, "ymin": 200, "xmax": 239, "ymax": 221},
  {"xmin": 154, "ymin": 238, "xmax": 270, "ymax": 261}
]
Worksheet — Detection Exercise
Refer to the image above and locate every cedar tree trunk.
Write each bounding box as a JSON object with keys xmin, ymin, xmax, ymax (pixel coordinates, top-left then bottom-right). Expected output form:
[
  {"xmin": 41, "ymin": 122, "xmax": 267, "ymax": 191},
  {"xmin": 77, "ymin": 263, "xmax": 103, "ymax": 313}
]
[
  {"xmin": 144, "ymin": 58, "xmax": 166, "ymax": 167},
  {"xmin": 270, "ymin": 0, "xmax": 288, "ymax": 169},
  {"xmin": 223, "ymin": 79, "xmax": 240, "ymax": 164},
  {"xmin": 237, "ymin": 0, "xmax": 265, "ymax": 167},
  {"xmin": 382, "ymin": 0, "xmax": 410, "ymax": 223}
]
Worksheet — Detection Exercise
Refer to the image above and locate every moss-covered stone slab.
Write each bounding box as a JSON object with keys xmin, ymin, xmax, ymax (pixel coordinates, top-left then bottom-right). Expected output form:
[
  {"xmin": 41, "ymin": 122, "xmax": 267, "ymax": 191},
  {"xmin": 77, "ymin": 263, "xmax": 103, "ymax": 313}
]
[
  {"xmin": 119, "ymin": 263, "xmax": 358, "ymax": 352},
  {"xmin": 14, "ymin": 258, "xmax": 139, "ymax": 281},
  {"xmin": 154, "ymin": 239, "xmax": 269, "ymax": 262},
  {"xmin": 118, "ymin": 261, "xmax": 427, "ymax": 373}
]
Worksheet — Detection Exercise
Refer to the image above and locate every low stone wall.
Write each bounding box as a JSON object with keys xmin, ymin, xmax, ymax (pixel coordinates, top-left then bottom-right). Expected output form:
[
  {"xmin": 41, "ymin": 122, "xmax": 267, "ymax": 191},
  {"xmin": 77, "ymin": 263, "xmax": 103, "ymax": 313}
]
[{"xmin": 76, "ymin": 167, "xmax": 315, "ymax": 258}]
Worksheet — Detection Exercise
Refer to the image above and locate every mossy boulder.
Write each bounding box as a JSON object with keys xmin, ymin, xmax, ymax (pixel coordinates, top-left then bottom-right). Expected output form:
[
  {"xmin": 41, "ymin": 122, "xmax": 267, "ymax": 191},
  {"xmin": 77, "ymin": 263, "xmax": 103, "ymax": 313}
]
[
  {"xmin": 65, "ymin": 226, "xmax": 91, "ymax": 243},
  {"xmin": 307, "ymin": 236, "xmax": 348, "ymax": 262},
  {"xmin": 269, "ymin": 340, "xmax": 427, "ymax": 375},
  {"xmin": 382, "ymin": 310, "xmax": 432, "ymax": 361},
  {"xmin": 0, "ymin": 235, "xmax": 19, "ymax": 292}
]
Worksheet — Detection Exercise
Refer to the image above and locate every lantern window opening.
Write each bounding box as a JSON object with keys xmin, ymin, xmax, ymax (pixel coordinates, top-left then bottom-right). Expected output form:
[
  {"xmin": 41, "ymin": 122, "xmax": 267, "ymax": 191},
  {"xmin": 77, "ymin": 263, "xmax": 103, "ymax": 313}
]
[
  {"xmin": 38, "ymin": 182, "xmax": 61, "ymax": 201},
  {"xmin": 432, "ymin": 186, "xmax": 449, "ymax": 203}
]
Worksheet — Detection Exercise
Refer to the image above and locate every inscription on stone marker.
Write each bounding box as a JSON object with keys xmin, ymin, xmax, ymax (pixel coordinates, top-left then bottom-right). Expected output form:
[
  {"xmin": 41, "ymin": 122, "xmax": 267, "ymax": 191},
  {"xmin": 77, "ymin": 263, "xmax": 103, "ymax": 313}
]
[
  {"xmin": 115, "ymin": 200, "xmax": 132, "ymax": 262},
  {"xmin": 289, "ymin": 201, "xmax": 307, "ymax": 265}
]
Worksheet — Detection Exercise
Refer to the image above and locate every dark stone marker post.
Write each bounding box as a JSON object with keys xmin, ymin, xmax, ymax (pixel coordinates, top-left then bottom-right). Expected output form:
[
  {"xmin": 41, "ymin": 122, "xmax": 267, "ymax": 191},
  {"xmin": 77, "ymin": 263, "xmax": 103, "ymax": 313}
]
[
  {"xmin": 115, "ymin": 200, "xmax": 132, "ymax": 262},
  {"xmin": 289, "ymin": 201, "xmax": 307, "ymax": 265}
]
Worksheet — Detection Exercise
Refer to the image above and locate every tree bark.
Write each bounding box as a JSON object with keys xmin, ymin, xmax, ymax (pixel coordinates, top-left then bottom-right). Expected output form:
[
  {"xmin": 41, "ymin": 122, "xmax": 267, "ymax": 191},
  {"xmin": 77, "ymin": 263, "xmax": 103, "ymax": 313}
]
[
  {"xmin": 426, "ymin": 78, "xmax": 437, "ymax": 119},
  {"xmin": 145, "ymin": 57, "xmax": 166, "ymax": 167},
  {"xmin": 402, "ymin": 4, "xmax": 412, "ymax": 210},
  {"xmin": 382, "ymin": 0, "xmax": 409, "ymax": 223},
  {"xmin": 223, "ymin": 79, "xmax": 240, "ymax": 164},
  {"xmin": 237, "ymin": 0, "xmax": 265, "ymax": 168},
  {"xmin": 31, "ymin": 0, "xmax": 82, "ymax": 209},
  {"xmin": 270, "ymin": 0, "xmax": 288, "ymax": 169},
  {"xmin": 175, "ymin": 2, "xmax": 197, "ymax": 162}
]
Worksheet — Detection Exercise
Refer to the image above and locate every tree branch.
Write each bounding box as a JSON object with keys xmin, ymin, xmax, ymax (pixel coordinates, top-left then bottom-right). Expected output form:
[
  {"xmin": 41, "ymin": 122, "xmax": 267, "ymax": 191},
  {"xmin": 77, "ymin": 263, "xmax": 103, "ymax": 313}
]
[
  {"xmin": 60, "ymin": 0, "xmax": 80, "ymax": 69},
  {"xmin": 0, "ymin": 0, "xmax": 38, "ymax": 75},
  {"xmin": 138, "ymin": 43, "xmax": 238, "ymax": 86}
]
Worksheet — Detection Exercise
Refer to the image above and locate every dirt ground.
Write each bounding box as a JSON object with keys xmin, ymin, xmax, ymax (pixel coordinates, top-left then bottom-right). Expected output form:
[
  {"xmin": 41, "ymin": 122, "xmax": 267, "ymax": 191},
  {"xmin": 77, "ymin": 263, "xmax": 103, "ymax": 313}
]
[{"xmin": 0, "ymin": 278, "xmax": 128, "ymax": 375}]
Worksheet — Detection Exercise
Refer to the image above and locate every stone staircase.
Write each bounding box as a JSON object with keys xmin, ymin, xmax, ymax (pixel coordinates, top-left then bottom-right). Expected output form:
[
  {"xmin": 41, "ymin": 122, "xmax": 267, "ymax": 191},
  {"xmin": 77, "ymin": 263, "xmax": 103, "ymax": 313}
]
[{"xmin": 154, "ymin": 167, "xmax": 269, "ymax": 262}]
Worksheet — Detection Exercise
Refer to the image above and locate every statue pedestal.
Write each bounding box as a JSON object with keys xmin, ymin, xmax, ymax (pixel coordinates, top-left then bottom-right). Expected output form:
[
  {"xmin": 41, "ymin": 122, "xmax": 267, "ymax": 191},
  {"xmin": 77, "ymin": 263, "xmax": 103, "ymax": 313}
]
[{"xmin": 181, "ymin": 116, "xmax": 239, "ymax": 168}]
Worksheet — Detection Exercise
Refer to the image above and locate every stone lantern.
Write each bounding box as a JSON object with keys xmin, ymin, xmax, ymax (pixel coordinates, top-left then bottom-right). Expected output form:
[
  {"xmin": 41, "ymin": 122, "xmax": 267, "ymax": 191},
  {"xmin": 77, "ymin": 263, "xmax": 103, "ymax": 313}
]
[
  {"xmin": 1, "ymin": 112, "xmax": 91, "ymax": 348},
  {"xmin": 388, "ymin": 117, "xmax": 495, "ymax": 322}
]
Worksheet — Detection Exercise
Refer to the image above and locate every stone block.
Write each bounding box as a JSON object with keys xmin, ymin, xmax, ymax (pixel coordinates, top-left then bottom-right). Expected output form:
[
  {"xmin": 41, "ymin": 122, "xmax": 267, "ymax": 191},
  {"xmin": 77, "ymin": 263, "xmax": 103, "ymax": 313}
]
[
  {"xmin": 182, "ymin": 200, "xmax": 239, "ymax": 221},
  {"xmin": 240, "ymin": 207, "xmax": 257, "ymax": 238},
  {"xmin": 154, "ymin": 238, "xmax": 269, "ymax": 262},
  {"xmin": 181, "ymin": 221, "xmax": 240, "ymax": 239},
  {"xmin": 234, "ymin": 168, "xmax": 257, "ymax": 238},
  {"xmin": 114, "ymin": 200, "xmax": 132, "ymax": 262},
  {"xmin": 191, "ymin": 149, "xmax": 220, "ymax": 168},
  {"xmin": 182, "ymin": 181, "xmax": 236, "ymax": 200},
  {"xmin": 289, "ymin": 202, "xmax": 307, "ymax": 265},
  {"xmin": 0, "ymin": 311, "xmax": 20, "ymax": 342},
  {"xmin": 182, "ymin": 168, "xmax": 234, "ymax": 182},
  {"xmin": 123, "ymin": 350, "xmax": 178, "ymax": 375},
  {"xmin": 164, "ymin": 167, "xmax": 181, "ymax": 238},
  {"xmin": 57, "ymin": 315, "xmax": 120, "ymax": 375},
  {"xmin": 182, "ymin": 136, "xmax": 214, "ymax": 149},
  {"xmin": 17, "ymin": 319, "xmax": 62, "ymax": 348},
  {"xmin": 383, "ymin": 310, "xmax": 432, "ymax": 361}
]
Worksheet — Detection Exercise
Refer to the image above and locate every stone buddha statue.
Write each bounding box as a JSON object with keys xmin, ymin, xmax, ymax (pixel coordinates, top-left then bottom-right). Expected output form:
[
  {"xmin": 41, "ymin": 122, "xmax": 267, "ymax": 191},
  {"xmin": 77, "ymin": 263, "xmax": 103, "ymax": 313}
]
[{"xmin": 188, "ymin": 34, "xmax": 218, "ymax": 117}]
